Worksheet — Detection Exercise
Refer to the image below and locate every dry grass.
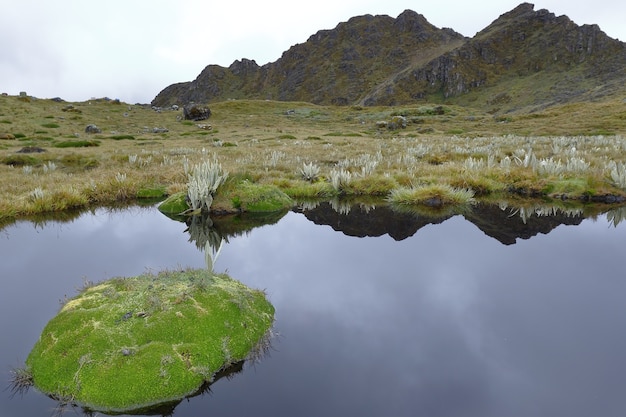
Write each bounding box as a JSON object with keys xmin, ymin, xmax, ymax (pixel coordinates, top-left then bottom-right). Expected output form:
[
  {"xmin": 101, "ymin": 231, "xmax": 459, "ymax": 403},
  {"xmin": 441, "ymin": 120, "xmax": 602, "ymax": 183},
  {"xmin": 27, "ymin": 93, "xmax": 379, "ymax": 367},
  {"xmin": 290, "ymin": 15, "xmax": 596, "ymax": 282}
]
[{"xmin": 1, "ymin": 95, "xmax": 625, "ymax": 221}]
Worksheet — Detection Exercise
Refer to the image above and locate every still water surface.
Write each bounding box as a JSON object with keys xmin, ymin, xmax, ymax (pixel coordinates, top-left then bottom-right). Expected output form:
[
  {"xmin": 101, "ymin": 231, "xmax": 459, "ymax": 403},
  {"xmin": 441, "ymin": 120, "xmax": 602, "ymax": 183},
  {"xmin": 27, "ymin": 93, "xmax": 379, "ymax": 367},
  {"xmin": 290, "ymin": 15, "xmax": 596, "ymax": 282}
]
[{"xmin": 1, "ymin": 203, "xmax": 626, "ymax": 417}]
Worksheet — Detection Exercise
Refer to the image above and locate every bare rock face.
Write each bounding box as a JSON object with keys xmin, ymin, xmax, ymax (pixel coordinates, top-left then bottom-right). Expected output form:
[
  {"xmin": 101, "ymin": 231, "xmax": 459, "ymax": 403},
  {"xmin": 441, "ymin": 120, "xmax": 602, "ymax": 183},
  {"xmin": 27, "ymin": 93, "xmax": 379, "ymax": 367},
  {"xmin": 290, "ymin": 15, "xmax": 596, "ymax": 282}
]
[{"xmin": 183, "ymin": 104, "xmax": 211, "ymax": 121}]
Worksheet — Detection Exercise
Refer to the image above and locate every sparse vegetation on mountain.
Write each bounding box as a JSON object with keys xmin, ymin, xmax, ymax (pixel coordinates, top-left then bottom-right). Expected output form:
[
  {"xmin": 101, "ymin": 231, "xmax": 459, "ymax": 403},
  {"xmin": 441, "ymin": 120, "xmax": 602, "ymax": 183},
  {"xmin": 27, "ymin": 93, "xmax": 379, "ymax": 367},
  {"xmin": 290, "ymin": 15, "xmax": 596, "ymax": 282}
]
[{"xmin": 152, "ymin": 3, "xmax": 626, "ymax": 114}]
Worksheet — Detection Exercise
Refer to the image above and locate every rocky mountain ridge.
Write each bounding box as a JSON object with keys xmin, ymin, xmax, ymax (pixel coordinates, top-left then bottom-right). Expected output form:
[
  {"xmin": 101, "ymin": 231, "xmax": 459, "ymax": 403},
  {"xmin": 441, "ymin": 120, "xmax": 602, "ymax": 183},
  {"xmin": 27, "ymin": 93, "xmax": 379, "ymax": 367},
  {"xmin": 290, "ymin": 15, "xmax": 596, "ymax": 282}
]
[{"xmin": 152, "ymin": 3, "xmax": 626, "ymax": 113}]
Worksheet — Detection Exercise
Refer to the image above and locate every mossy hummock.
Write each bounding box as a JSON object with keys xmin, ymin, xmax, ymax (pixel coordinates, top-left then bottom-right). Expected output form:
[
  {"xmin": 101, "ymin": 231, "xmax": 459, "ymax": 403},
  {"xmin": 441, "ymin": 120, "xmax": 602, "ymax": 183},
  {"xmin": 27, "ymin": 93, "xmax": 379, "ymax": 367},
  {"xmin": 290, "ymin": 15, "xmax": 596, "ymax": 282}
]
[{"xmin": 26, "ymin": 269, "xmax": 274, "ymax": 413}]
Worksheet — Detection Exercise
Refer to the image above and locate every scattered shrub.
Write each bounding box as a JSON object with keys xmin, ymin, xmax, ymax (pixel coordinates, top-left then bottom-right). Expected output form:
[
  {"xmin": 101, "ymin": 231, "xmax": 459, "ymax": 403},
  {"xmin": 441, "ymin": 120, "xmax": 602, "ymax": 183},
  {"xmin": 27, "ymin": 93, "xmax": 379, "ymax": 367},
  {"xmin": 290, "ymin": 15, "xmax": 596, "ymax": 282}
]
[
  {"xmin": 299, "ymin": 162, "xmax": 320, "ymax": 182},
  {"xmin": 187, "ymin": 158, "xmax": 229, "ymax": 211},
  {"xmin": 329, "ymin": 168, "xmax": 352, "ymax": 192}
]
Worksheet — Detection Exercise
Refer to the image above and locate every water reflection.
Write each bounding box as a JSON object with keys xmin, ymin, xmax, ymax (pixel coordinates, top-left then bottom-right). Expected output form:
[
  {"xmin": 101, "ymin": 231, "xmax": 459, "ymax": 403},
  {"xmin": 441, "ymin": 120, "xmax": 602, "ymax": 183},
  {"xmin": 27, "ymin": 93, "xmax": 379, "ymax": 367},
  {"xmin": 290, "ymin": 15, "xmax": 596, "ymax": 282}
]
[
  {"xmin": 183, "ymin": 210, "xmax": 289, "ymax": 271},
  {"xmin": 2, "ymin": 201, "xmax": 626, "ymax": 417},
  {"xmin": 297, "ymin": 200, "xmax": 624, "ymax": 244},
  {"xmin": 1, "ymin": 206, "xmax": 283, "ymax": 417}
]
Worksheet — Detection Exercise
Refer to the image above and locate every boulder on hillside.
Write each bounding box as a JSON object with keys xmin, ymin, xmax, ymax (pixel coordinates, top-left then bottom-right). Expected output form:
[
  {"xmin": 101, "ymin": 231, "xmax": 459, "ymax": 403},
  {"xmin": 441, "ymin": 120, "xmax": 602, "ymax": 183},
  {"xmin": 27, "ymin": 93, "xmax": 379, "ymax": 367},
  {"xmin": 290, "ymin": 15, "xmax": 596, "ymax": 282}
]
[
  {"xmin": 183, "ymin": 104, "xmax": 211, "ymax": 121},
  {"xmin": 388, "ymin": 115, "xmax": 408, "ymax": 129},
  {"xmin": 85, "ymin": 124, "xmax": 102, "ymax": 134}
]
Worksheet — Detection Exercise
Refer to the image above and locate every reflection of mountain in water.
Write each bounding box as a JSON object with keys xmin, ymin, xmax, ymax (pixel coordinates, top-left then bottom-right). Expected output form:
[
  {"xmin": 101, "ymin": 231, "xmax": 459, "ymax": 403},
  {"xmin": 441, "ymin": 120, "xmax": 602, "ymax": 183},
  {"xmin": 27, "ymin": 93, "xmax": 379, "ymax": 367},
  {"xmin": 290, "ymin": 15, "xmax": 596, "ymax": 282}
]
[
  {"xmin": 297, "ymin": 202, "xmax": 452, "ymax": 241},
  {"xmin": 297, "ymin": 202, "xmax": 587, "ymax": 245},
  {"xmin": 464, "ymin": 204, "xmax": 584, "ymax": 245}
]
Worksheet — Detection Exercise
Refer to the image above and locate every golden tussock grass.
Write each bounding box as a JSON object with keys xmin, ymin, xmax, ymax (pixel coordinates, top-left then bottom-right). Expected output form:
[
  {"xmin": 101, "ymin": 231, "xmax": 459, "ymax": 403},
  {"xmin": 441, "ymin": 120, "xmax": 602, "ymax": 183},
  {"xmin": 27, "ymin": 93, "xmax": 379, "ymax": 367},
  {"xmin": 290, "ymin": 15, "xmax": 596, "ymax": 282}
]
[{"xmin": 1, "ymin": 95, "xmax": 625, "ymax": 221}]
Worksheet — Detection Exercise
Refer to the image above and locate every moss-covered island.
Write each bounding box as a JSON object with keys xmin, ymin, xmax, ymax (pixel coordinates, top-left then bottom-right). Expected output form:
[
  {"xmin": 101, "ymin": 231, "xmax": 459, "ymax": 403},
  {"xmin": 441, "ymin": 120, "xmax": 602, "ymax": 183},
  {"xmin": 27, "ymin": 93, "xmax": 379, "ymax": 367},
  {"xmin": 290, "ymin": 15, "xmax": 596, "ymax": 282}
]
[{"xmin": 25, "ymin": 269, "xmax": 274, "ymax": 414}]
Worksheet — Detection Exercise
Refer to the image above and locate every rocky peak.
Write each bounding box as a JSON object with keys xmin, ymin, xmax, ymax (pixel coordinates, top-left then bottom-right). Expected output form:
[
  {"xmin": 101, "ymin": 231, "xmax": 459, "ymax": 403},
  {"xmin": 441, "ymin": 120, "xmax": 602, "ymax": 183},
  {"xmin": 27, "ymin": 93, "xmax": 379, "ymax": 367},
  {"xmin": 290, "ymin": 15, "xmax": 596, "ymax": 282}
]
[
  {"xmin": 394, "ymin": 9, "xmax": 437, "ymax": 34},
  {"xmin": 499, "ymin": 2, "xmax": 535, "ymax": 19},
  {"xmin": 228, "ymin": 58, "xmax": 260, "ymax": 76},
  {"xmin": 152, "ymin": 3, "xmax": 626, "ymax": 112}
]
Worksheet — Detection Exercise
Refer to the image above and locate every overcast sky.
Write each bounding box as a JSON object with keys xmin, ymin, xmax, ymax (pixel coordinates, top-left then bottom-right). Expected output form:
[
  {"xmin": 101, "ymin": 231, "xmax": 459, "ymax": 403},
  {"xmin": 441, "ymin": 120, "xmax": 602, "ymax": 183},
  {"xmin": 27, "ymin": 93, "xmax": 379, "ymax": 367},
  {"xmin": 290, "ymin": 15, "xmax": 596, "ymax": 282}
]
[{"xmin": 1, "ymin": 0, "xmax": 623, "ymax": 104}]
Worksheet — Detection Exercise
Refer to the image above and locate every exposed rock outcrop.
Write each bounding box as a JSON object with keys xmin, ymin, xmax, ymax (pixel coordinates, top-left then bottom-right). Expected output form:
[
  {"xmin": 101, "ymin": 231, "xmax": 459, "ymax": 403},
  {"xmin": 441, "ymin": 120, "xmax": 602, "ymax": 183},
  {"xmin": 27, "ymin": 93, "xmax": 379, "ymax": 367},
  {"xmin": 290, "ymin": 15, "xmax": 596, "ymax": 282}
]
[{"xmin": 183, "ymin": 103, "xmax": 211, "ymax": 121}]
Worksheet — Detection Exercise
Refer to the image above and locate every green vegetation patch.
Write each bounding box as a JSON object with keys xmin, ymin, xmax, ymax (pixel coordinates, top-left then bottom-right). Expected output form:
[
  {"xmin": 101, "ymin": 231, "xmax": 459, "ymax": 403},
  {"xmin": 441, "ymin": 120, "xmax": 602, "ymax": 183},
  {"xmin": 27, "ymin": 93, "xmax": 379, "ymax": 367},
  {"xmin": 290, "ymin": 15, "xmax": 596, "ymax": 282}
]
[
  {"xmin": 388, "ymin": 184, "xmax": 476, "ymax": 207},
  {"xmin": 277, "ymin": 134, "xmax": 297, "ymax": 140},
  {"xmin": 109, "ymin": 134, "xmax": 136, "ymax": 140},
  {"xmin": 54, "ymin": 140, "xmax": 100, "ymax": 148},
  {"xmin": 26, "ymin": 269, "xmax": 274, "ymax": 413},
  {"xmin": 217, "ymin": 180, "xmax": 293, "ymax": 213},
  {"xmin": 40, "ymin": 122, "xmax": 60, "ymax": 128},
  {"xmin": 322, "ymin": 131, "xmax": 362, "ymax": 137},
  {"xmin": 158, "ymin": 192, "xmax": 189, "ymax": 215},
  {"xmin": 137, "ymin": 186, "xmax": 167, "ymax": 199},
  {"xmin": 2, "ymin": 154, "xmax": 41, "ymax": 166}
]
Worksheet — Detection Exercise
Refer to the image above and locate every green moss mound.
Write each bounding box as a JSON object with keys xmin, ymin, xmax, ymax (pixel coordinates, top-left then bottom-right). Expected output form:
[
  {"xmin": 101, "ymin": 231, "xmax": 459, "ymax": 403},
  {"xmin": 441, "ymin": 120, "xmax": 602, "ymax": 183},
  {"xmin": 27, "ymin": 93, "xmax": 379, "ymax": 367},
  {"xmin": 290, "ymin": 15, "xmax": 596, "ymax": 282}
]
[
  {"xmin": 26, "ymin": 269, "xmax": 274, "ymax": 413},
  {"xmin": 215, "ymin": 180, "xmax": 293, "ymax": 213},
  {"xmin": 158, "ymin": 192, "xmax": 189, "ymax": 214}
]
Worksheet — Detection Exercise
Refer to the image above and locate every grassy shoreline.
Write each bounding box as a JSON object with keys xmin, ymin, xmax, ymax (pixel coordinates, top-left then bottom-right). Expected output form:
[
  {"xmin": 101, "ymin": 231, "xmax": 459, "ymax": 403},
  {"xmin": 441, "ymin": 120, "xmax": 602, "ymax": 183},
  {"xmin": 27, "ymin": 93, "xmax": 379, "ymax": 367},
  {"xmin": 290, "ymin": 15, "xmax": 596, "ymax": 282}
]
[{"xmin": 1, "ymin": 95, "xmax": 625, "ymax": 221}]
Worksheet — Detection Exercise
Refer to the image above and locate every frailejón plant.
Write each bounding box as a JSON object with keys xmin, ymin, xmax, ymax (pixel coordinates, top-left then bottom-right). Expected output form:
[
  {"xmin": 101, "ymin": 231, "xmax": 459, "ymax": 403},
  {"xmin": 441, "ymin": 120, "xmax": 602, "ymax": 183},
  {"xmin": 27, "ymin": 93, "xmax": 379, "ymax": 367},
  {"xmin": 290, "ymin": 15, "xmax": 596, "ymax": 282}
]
[{"xmin": 187, "ymin": 158, "xmax": 229, "ymax": 212}]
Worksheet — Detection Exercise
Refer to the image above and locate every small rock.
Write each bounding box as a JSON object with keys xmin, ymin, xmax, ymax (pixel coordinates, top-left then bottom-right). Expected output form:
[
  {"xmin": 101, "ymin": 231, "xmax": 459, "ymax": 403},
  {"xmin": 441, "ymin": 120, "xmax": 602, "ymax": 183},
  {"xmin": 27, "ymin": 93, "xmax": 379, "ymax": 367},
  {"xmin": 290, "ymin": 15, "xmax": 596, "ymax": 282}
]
[
  {"xmin": 152, "ymin": 127, "xmax": 169, "ymax": 134},
  {"xmin": 197, "ymin": 124, "xmax": 212, "ymax": 130},
  {"xmin": 85, "ymin": 124, "xmax": 101, "ymax": 134}
]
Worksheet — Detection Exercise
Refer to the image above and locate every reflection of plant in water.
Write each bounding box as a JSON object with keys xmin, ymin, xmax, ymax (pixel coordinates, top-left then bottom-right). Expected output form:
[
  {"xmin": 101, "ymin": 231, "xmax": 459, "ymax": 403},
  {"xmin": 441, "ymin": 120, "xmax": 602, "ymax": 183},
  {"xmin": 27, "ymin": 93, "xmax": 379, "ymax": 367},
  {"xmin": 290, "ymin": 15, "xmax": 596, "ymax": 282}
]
[
  {"xmin": 329, "ymin": 198, "xmax": 352, "ymax": 215},
  {"xmin": 358, "ymin": 202, "xmax": 376, "ymax": 214},
  {"xmin": 498, "ymin": 201, "xmax": 584, "ymax": 224},
  {"xmin": 185, "ymin": 214, "xmax": 226, "ymax": 272},
  {"xmin": 205, "ymin": 238, "xmax": 224, "ymax": 273},
  {"xmin": 298, "ymin": 200, "xmax": 320, "ymax": 211},
  {"xmin": 606, "ymin": 206, "xmax": 626, "ymax": 227}
]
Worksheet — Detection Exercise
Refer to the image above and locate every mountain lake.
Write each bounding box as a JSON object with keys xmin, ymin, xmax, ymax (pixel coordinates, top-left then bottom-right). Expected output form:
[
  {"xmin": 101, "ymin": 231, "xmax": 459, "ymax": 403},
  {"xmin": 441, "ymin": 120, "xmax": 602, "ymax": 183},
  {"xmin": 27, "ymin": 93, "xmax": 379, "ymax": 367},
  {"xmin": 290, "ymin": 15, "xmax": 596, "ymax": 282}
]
[{"xmin": 2, "ymin": 201, "xmax": 626, "ymax": 417}]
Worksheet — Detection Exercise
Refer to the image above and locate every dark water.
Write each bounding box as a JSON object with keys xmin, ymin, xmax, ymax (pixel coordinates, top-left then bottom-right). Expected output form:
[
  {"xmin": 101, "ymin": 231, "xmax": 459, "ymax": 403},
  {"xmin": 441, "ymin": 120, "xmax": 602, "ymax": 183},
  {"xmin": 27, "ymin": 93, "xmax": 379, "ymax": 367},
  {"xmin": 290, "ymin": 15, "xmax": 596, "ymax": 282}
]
[{"xmin": 2, "ymin": 202, "xmax": 626, "ymax": 417}]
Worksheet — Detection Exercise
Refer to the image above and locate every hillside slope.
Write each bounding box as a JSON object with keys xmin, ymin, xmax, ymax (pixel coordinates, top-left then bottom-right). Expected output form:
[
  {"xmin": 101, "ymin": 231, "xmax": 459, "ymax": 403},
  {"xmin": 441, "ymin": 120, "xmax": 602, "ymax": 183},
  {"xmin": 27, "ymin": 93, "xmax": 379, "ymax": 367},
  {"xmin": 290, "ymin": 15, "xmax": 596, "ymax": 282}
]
[{"xmin": 152, "ymin": 3, "xmax": 626, "ymax": 113}]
